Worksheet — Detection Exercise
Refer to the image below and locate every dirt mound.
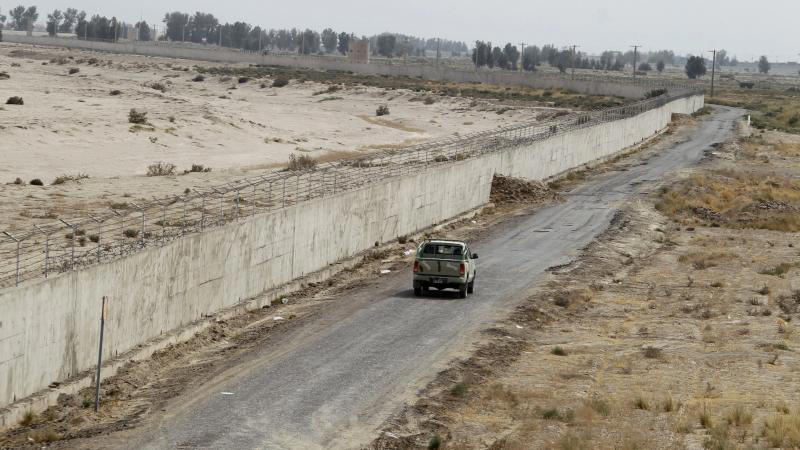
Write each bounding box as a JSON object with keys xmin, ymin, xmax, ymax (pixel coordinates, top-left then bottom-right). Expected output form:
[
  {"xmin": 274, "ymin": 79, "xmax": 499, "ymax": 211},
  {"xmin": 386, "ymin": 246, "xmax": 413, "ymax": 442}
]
[{"xmin": 490, "ymin": 175, "xmax": 561, "ymax": 205}]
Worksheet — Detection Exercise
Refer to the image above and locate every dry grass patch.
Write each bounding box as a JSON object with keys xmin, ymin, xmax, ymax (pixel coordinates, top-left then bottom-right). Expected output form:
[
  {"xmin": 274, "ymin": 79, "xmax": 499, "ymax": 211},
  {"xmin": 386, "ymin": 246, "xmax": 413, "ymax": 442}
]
[
  {"xmin": 678, "ymin": 251, "xmax": 732, "ymax": 270},
  {"xmin": 658, "ymin": 169, "xmax": 800, "ymax": 231},
  {"xmin": 763, "ymin": 411, "xmax": 800, "ymax": 448}
]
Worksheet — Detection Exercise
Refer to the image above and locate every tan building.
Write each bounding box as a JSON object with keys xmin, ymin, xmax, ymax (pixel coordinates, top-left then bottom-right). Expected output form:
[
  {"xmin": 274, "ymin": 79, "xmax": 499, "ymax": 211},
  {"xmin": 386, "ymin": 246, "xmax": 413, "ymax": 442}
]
[{"xmin": 348, "ymin": 39, "xmax": 370, "ymax": 64}]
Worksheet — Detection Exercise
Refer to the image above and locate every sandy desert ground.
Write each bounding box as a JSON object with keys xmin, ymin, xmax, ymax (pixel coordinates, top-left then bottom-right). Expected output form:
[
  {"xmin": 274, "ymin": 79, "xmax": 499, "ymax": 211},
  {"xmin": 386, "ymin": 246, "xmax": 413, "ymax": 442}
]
[{"xmin": 0, "ymin": 43, "xmax": 549, "ymax": 234}]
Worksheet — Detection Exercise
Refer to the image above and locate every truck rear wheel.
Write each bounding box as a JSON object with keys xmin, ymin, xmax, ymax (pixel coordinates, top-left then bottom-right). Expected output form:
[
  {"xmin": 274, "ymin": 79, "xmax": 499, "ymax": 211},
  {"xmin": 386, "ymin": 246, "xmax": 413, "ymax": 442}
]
[
  {"xmin": 468, "ymin": 278, "xmax": 475, "ymax": 294},
  {"xmin": 414, "ymin": 286, "xmax": 422, "ymax": 297},
  {"xmin": 458, "ymin": 284, "xmax": 467, "ymax": 299}
]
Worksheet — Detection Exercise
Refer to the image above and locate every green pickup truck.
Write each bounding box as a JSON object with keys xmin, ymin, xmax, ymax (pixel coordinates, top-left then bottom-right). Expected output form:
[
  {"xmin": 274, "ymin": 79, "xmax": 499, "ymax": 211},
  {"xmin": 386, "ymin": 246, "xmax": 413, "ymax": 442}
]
[{"xmin": 413, "ymin": 239, "xmax": 478, "ymax": 298}]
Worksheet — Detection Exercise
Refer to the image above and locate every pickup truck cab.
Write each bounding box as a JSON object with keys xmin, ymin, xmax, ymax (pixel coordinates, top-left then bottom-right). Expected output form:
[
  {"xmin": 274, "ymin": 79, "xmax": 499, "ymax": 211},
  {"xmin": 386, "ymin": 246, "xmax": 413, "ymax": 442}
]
[{"xmin": 413, "ymin": 239, "xmax": 478, "ymax": 298}]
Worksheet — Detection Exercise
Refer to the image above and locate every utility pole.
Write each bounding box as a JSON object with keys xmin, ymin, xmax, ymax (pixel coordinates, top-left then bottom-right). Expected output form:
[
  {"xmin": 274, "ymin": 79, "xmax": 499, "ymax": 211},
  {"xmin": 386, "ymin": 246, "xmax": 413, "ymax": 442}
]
[
  {"xmin": 519, "ymin": 42, "xmax": 525, "ymax": 72},
  {"xmin": 219, "ymin": 27, "xmax": 222, "ymax": 47},
  {"xmin": 569, "ymin": 44, "xmax": 580, "ymax": 77},
  {"xmin": 709, "ymin": 49, "xmax": 717, "ymax": 98},
  {"xmin": 631, "ymin": 45, "xmax": 641, "ymax": 79}
]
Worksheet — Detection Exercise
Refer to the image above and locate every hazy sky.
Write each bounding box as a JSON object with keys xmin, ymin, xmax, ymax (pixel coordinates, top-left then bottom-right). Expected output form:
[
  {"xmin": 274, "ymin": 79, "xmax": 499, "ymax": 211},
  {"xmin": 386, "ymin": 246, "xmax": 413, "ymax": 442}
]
[{"xmin": 7, "ymin": 0, "xmax": 800, "ymax": 62}]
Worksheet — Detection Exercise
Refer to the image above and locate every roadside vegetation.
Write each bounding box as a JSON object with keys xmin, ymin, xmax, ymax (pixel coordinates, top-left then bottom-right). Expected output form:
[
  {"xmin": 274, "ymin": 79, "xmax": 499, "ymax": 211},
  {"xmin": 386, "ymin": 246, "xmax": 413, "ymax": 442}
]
[{"xmin": 711, "ymin": 84, "xmax": 800, "ymax": 133}]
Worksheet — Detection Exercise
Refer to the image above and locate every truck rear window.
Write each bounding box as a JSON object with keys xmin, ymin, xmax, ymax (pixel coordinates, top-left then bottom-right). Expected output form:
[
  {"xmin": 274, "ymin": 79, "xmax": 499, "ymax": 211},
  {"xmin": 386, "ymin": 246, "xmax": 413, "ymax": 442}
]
[{"xmin": 420, "ymin": 244, "xmax": 464, "ymax": 260}]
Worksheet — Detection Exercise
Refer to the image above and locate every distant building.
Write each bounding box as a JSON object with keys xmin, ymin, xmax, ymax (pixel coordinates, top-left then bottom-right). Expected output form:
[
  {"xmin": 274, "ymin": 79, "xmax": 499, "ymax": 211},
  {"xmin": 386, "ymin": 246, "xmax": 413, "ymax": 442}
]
[{"xmin": 348, "ymin": 39, "xmax": 370, "ymax": 64}]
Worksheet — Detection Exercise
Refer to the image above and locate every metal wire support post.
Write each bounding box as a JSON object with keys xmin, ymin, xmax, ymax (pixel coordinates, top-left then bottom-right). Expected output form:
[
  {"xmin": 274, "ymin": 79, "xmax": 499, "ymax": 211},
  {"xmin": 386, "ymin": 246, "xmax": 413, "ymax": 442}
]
[
  {"xmin": 33, "ymin": 225, "xmax": 50, "ymax": 278},
  {"xmin": 2, "ymin": 231, "xmax": 21, "ymax": 286},
  {"xmin": 94, "ymin": 296, "xmax": 108, "ymax": 413},
  {"xmin": 129, "ymin": 203, "xmax": 145, "ymax": 248},
  {"xmin": 59, "ymin": 218, "xmax": 77, "ymax": 270}
]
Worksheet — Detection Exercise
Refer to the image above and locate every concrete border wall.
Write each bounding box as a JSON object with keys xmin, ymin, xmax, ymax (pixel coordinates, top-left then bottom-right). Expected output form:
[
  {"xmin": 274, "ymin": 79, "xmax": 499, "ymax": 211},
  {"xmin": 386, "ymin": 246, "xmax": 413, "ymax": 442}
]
[
  {"xmin": 2, "ymin": 35, "xmax": 677, "ymax": 99},
  {"xmin": 0, "ymin": 93, "xmax": 702, "ymax": 412}
]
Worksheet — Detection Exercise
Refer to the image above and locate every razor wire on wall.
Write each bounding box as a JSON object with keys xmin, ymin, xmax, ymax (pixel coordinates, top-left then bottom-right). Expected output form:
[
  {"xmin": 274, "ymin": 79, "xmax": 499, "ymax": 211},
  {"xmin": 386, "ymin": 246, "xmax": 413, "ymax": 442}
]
[{"xmin": 0, "ymin": 88, "xmax": 700, "ymax": 289}]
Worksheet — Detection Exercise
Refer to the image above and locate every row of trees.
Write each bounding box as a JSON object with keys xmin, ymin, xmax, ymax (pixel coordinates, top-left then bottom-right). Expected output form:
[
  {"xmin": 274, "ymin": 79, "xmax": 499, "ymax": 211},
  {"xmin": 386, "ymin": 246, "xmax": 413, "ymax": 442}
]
[
  {"xmin": 4, "ymin": 5, "xmax": 38, "ymax": 31},
  {"xmin": 160, "ymin": 12, "xmax": 362, "ymax": 54},
  {"xmin": 472, "ymin": 42, "xmax": 673, "ymax": 74},
  {"xmin": 369, "ymin": 34, "xmax": 468, "ymax": 58},
  {"xmin": 684, "ymin": 54, "xmax": 771, "ymax": 79}
]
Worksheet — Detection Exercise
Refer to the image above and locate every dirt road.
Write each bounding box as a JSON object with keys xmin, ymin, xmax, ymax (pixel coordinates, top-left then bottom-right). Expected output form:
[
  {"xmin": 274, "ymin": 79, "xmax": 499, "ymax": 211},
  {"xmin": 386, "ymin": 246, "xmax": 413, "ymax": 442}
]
[{"xmin": 88, "ymin": 107, "xmax": 742, "ymax": 449}]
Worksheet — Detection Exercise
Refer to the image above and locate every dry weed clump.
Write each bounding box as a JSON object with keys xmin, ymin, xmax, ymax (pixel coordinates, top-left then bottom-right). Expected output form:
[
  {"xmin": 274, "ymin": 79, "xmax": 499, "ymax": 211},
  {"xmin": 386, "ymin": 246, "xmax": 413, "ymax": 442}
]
[
  {"xmin": 287, "ymin": 154, "xmax": 316, "ymax": 171},
  {"xmin": 657, "ymin": 170, "xmax": 800, "ymax": 232},
  {"xmin": 183, "ymin": 164, "xmax": 212, "ymax": 174},
  {"xmin": 678, "ymin": 251, "xmax": 732, "ymax": 270},
  {"xmin": 6, "ymin": 96, "xmax": 24, "ymax": 105},
  {"xmin": 376, "ymin": 105, "xmax": 390, "ymax": 116},
  {"xmin": 52, "ymin": 173, "xmax": 89, "ymax": 185},
  {"xmin": 146, "ymin": 162, "xmax": 176, "ymax": 177},
  {"xmin": 762, "ymin": 411, "xmax": 800, "ymax": 448},
  {"xmin": 128, "ymin": 109, "xmax": 148, "ymax": 125}
]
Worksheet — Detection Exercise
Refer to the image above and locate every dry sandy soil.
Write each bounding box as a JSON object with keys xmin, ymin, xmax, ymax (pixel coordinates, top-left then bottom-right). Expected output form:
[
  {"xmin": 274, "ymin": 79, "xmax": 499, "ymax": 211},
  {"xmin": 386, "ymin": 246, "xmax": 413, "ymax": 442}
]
[
  {"xmin": 0, "ymin": 43, "xmax": 546, "ymax": 234},
  {"xmin": 370, "ymin": 122, "xmax": 800, "ymax": 449}
]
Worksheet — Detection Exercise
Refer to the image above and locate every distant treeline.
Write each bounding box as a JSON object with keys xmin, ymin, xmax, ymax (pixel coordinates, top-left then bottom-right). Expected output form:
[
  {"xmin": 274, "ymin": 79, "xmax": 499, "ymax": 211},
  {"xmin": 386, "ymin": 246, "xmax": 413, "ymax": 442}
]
[{"xmin": 0, "ymin": 5, "xmax": 468, "ymax": 58}]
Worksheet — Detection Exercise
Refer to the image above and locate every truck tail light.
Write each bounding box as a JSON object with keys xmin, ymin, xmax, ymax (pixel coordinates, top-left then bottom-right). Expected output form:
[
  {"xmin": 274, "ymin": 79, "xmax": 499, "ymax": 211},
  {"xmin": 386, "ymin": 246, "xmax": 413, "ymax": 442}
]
[
  {"xmin": 413, "ymin": 261, "xmax": 420, "ymax": 273},
  {"xmin": 459, "ymin": 263, "xmax": 465, "ymax": 276}
]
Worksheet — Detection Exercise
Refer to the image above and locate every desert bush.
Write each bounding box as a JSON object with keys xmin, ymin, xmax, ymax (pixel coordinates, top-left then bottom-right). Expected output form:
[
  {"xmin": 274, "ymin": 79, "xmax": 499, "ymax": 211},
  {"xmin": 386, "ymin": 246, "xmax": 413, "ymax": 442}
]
[
  {"xmin": 128, "ymin": 109, "xmax": 147, "ymax": 124},
  {"xmin": 726, "ymin": 405, "xmax": 753, "ymax": 427},
  {"xmin": 645, "ymin": 88, "xmax": 667, "ymax": 99},
  {"xmin": 6, "ymin": 96, "xmax": 23, "ymax": 105},
  {"xmin": 423, "ymin": 97, "xmax": 436, "ymax": 105},
  {"xmin": 147, "ymin": 162, "xmax": 176, "ymax": 177},
  {"xmin": 68, "ymin": 68, "xmax": 80, "ymax": 75},
  {"xmin": 238, "ymin": 77, "xmax": 249, "ymax": 83},
  {"xmin": 427, "ymin": 435, "xmax": 442, "ymax": 450},
  {"xmin": 643, "ymin": 346, "xmax": 663, "ymax": 359},
  {"xmin": 89, "ymin": 235, "xmax": 100, "ymax": 244},
  {"xmin": 0, "ymin": 72, "xmax": 10, "ymax": 80},
  {"xmin": 449, "ymin": 382, "xmax": 467, "ymax": 397},
  {"xmin": 150, "ymin": 82, "xmax": 167, "ymax": 92},
  {"xmin": 123, "ymin": 229, "xmax": 139, "ymax": 238},
  {"xmin": 192, "ymin": 74, "xmax": 205, "ymax": 82},
  {"xmin": 313, "ymin": 85, "xmax": 341, "ymax": 96},
  {"xmin": 272, "ymin": 77, "xmax": 290, "ymax": 88},
  {"xmin": 739, "ymin": 81, "xmax": 755, "ymax": 89},
  {"xmin": 634, "ymin": 396, "xmax": 650, "ymax": 410},
  {"xmin": 29, "ymin": 179, "xmax": 43, "ymax": 186},
  {"xmin": 52, "ymin": 173, "xmax": 89, "ymax": 185},
  {"xmin": 13, "ymin": 177, "xmax": 24, "ymax": 185},
  {"xmin": 183, "ymin": 164, "xmax": 212, "ymax": 174},
  {"xmin": 19, "ymin": 410, "xmax": 34, "ymax": 426},
  {"xmin": 760, "ymin": 263, "xmax": 795, "ymax": 276},
  {"xmin": 678, "ymin": 251, "xmax": 730, "ymax": 270},
  {"xmin": 376, "ymin": 105, "xmax": 390, "ymax": 116},
  {"xmin": 287, "ymin": 154, "xmax": 316, "ymax": 171},
  {"xmin": 551, "ymin": 346, "xmax": 568, "ymax": 356}
]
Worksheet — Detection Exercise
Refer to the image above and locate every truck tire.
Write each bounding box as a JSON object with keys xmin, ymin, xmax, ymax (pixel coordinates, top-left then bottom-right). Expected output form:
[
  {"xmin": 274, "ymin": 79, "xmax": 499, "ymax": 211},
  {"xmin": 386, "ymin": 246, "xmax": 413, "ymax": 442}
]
[
  {"xmin": 414, "ymin": 286, "xmax": 422, "ymax": 297},
  {"xmin": 458, "ymin": 284, "xmax": 467, "ymax": 299},
  {"xmin": 468, "ymin": 278, "xmax": 475, "ymax": 294}
]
